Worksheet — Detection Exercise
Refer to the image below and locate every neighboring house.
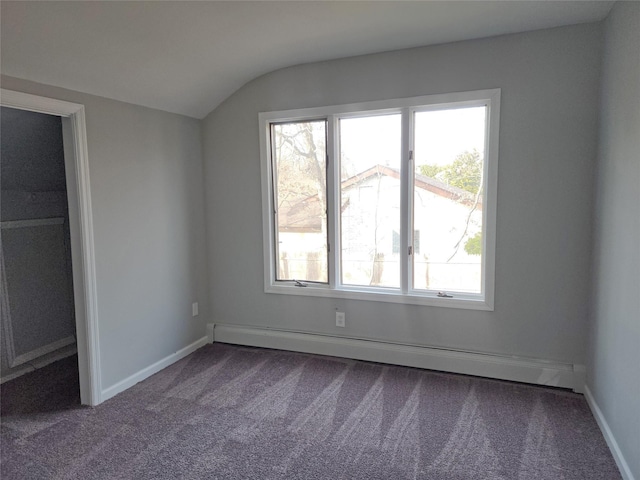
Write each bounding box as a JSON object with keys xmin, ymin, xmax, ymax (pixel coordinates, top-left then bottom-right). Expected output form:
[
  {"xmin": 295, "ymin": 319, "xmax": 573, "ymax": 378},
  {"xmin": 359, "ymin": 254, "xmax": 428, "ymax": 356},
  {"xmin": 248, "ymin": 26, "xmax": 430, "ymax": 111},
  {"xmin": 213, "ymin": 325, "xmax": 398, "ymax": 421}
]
[{"xmin": 278, "ymin": 164, "xmax": 483, "ymax": 292}]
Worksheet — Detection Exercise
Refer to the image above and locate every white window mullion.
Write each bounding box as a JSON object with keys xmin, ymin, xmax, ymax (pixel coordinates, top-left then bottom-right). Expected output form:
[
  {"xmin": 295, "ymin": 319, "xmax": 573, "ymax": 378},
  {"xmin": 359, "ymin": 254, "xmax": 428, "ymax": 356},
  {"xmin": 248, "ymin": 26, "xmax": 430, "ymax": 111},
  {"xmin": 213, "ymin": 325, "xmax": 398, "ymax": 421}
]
[
  {"xmin": 400, "ymin": 108, "xmax": 411, "ymax": 294},
  {"xmin": 327, "ymin": 115, "xmax": 340, "ymax": 289},
  {"xmin": 268, "ymin": 124, "xmax": 280, "ymax": 285}
]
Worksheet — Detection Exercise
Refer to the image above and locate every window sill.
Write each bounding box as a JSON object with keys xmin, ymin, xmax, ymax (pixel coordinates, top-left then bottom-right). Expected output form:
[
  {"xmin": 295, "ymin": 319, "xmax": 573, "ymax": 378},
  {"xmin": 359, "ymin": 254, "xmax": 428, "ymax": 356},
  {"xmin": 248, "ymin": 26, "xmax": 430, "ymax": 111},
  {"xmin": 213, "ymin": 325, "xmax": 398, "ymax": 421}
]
[{"xmin": 265, "ymin": 283, "xmax": 494, "ymax": 311}]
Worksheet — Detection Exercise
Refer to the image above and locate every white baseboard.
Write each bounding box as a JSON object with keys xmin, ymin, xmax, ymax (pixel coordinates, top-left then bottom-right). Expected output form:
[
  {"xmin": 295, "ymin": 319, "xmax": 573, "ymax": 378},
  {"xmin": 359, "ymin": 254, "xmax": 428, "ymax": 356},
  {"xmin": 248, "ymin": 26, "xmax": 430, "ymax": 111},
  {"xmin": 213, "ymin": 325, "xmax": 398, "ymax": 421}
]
[
  {"xmin": 584, "ymin": 385, "xmax": 635, "ymax": 480},
  {"xmin": 1, "ymin": 344, "xmax": 77, "ymax": 384},
  {"xmin": 10, "ymin": 335, "xmax": 76, "ymax": 368},
  {"xmin": 572, "ymin": 364, "xmax": 587, "ymax": 394},
  {"xmin": 1, "ymin": 364, "xmax": 36, "ymax": 384},
  {"xmin": 101, "ymin": 336, "xmax": 209, "ymax": 403},
  {"xmin": 212, "ymin": 324, "xmax": 585, "ymax": 392}
]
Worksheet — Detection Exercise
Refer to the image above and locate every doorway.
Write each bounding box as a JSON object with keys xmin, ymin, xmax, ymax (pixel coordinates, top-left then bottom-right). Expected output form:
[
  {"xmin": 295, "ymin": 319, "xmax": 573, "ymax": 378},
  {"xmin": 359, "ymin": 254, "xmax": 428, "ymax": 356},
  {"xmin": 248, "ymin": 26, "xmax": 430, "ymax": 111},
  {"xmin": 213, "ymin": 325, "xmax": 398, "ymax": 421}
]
[
  {"xmin": 0, "ymin": 89, "xmax": 100, "ymax": 406},
  {"xmin": 1, "ymin": 107, "xmax": 78, "ymax": 390}
]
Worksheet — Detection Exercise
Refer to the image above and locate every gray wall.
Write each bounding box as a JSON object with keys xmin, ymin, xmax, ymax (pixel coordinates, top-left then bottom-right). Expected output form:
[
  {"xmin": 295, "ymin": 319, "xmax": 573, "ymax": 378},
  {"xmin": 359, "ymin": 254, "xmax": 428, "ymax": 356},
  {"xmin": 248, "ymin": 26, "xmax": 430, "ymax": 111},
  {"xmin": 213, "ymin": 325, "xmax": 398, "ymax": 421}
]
[
  {"xmin": 1, "ymin": 76, "xmax": 210, "ymax": 389},
  {"xmin": 1, "ymin": 107, "xmax": 67, "ymax": 193},
  {"xmin": 589, "ymin": 2, "xmax": 640, "ymax": 478},
  {"xmin": 202, "ymin": 23, "xmax": 602, "ymax": 365}
]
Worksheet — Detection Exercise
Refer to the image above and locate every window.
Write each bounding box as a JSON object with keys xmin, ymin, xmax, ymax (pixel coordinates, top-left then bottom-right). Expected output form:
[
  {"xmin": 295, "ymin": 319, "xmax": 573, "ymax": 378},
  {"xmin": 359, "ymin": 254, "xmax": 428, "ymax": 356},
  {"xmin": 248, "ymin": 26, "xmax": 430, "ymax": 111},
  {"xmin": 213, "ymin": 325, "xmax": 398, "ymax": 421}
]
[
  {"xmin": 259, "ymin": 89, "xmax": 499, "ymax": 310},
  {"xmin": 271, "ymin": 120, "xmax": 328, "ymax": 283},
  {"xmin": 340, "ymin": 114, "xmax": 401, "ymax": 288}
]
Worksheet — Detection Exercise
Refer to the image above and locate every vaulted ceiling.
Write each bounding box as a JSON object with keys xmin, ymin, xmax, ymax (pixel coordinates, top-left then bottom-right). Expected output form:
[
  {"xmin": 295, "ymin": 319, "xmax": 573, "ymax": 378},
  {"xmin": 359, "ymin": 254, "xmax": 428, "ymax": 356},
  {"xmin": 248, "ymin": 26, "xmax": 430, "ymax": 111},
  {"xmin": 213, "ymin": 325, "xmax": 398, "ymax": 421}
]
[{"xmin": 1, "ymin": 1, "xmax": 614, "ymax": 119}]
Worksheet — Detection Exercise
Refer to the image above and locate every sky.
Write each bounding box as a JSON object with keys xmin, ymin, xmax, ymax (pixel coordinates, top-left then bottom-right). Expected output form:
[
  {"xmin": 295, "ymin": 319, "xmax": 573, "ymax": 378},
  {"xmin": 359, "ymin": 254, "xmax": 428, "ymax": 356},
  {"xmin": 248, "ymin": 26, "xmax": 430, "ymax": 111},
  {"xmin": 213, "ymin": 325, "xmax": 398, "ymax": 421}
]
[{"xmin": 339, "ymin": 106, "xmax": 486, "ymax": 175}]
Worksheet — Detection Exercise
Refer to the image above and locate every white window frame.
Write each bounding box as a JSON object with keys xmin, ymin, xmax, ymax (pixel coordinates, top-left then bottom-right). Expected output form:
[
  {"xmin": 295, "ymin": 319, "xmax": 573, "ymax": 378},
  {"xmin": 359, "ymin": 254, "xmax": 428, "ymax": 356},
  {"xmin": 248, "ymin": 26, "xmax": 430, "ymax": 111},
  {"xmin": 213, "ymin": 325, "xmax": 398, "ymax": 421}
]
[{"xmin": 259, "ymin": 89, "xmax": 500, "ymax": 310}]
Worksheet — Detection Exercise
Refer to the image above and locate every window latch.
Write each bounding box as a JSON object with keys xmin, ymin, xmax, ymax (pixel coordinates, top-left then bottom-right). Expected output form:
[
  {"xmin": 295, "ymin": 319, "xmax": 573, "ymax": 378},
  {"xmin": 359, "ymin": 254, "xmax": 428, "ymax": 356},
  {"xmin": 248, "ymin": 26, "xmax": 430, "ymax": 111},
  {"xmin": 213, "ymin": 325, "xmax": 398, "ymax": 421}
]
[
  {"xmin": 437, "ymin": 291, "xmax": 453, "ymax": 298},
  {"xmin": 293, "ymin": 280, "xmax": 308, "ymax": 287},
  {"xmin": 408, "ymin": 246, "xmax": 413, "ymax": 256}
]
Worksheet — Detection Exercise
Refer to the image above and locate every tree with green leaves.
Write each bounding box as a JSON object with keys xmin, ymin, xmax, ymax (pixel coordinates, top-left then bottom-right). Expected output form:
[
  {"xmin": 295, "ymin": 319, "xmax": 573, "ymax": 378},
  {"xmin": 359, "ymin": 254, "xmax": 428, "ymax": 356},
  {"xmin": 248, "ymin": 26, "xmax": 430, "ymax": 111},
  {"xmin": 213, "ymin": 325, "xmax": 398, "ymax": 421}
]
[
  {"xmin": 418, "ymin": 149, "xmax": 484, "ymax": 258},
  {"xmin": 418, "ymin": 148, "xmax": 482, "ymax": 195},
  {"xmin": 464, "ymin": 232, "xmax": 482, "ymax": 256}
]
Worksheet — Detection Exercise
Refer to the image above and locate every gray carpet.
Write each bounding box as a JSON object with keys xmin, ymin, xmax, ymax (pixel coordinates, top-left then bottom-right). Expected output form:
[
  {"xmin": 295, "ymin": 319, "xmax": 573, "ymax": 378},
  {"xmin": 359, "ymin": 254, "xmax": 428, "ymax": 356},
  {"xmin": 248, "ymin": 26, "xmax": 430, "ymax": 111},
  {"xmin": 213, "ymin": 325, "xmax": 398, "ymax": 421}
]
[{"xmin": 1, "ymin": 343, "xmax": 621, "ymax": 479}]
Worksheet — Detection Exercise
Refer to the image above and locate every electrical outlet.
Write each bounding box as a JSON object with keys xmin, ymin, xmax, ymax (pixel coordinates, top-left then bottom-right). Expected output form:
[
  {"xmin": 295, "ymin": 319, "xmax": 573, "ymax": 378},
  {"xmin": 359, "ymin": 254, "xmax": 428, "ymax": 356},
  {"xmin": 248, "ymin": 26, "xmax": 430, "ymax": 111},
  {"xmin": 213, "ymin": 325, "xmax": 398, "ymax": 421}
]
[
  {"xmin": 336, "ymin": 311, "xmax": 345, "ymax": 327},
  {"xmin": 192, "ymin": 302, "xmax": 199, "ymax": 317}
]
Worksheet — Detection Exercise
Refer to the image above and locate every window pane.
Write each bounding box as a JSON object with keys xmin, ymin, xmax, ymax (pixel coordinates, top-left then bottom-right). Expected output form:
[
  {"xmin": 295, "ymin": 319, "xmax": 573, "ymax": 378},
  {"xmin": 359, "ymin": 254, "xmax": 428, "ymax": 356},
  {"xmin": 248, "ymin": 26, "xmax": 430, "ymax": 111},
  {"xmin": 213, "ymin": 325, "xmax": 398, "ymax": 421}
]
[
  {"xmin": 413, "ymin": 107, "xmax": 486, "ymax": 293},
  {"xmin": 340, "ymin": 114, "xmax": 401, "ymax": 288},
  {"xmin": 272, "ymin": 120, "xmax": 328, "ymax": 283}
]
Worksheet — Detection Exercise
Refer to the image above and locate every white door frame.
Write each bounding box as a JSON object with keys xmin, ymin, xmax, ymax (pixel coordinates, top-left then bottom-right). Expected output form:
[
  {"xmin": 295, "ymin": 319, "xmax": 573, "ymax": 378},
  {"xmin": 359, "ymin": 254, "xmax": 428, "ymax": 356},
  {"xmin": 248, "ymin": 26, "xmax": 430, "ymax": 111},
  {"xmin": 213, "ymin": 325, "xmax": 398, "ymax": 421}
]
[{"xmin": 1, "ymin": 89, "xmax": 102, "ymax": 406}]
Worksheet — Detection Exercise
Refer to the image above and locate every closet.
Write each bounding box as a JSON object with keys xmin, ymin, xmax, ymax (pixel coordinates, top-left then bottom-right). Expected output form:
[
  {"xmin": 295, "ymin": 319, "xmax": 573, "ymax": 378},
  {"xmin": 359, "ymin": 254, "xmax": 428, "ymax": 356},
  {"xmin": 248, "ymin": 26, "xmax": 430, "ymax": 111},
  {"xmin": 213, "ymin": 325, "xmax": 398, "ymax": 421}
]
[{"xmin": 0, "ymin": 107, "xmax": 77, "ymax": 382}]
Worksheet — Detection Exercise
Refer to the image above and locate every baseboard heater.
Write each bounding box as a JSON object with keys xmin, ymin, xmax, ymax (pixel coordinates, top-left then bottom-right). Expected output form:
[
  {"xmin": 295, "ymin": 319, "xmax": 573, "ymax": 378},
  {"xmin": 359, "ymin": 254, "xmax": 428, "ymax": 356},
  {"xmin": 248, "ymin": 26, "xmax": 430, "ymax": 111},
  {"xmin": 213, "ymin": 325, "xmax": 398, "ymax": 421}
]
[{"xmin": 211, "ymin": 323, "xmax": 585, "ymax": 393}]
